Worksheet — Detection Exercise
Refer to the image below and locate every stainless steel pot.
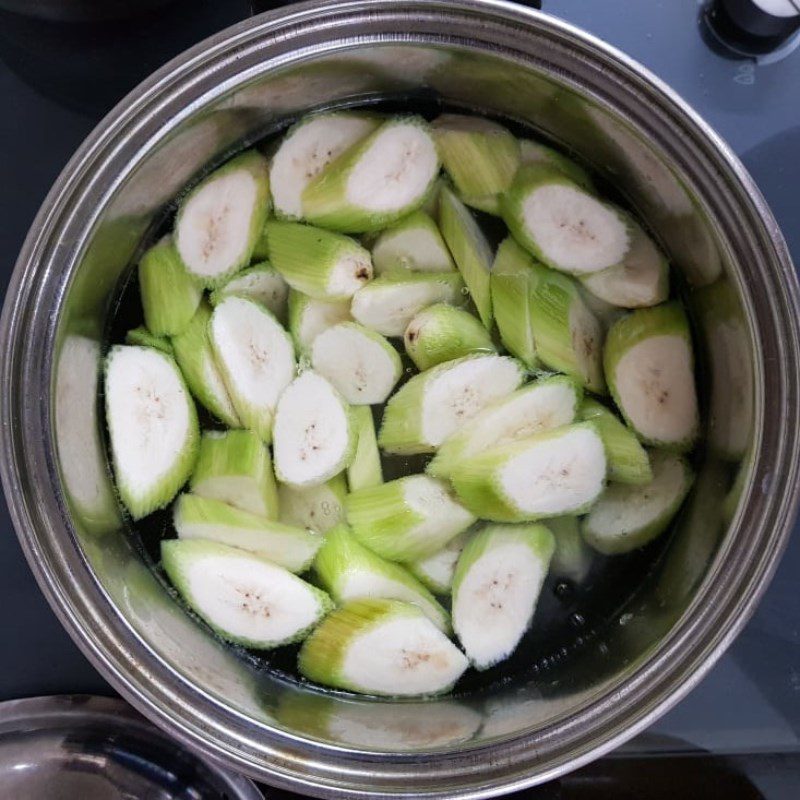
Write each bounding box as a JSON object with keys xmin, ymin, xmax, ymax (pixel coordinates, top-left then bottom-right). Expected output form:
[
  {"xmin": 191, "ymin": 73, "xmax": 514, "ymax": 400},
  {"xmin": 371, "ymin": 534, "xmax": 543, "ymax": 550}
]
[{"xmin": 2, "ymin": 1, "xmax": 799, "ymax": 796}]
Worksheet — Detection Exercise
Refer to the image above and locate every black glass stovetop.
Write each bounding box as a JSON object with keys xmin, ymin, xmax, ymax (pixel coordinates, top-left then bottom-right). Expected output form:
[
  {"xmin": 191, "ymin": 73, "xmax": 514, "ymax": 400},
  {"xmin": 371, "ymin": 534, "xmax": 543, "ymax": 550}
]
[{"xmin": 0, "ymin": 1, "xmax": 798, "ymax": 797}]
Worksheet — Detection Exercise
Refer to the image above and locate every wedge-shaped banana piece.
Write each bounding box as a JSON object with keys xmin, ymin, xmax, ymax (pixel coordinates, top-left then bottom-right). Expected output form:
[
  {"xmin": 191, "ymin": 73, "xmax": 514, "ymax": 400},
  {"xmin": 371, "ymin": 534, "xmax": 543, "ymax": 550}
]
[
  {"xmin": 175, "ymin": 150, "xmax": 271, "ymax": 287},
  {"xmin": 439, "ymin": 186, "xmax": 493, "ymax": 328},
  {"xmin": 298, "ymin": 598, "xmax": 468, "ymax": 696},
  {"xmin": 162, "ymin": 539, "xmax": 331, "ymax": 648},
  {"xmin": 379, "ymin": 354, "xmax": 525, "ymax": 455},
  {"xmin": 209, "ymin": 296, "xmax": 295, "ymax": 442},
  {"xmin": 125, "ymin": 326, "xmax": 172, "ymax": 355},
  {"xmin": 450, "ymin": 422, "xmax": 607, "ymax": 522},
  {"xmin": 428, "ymin": 375, "xmax": 582, "ymax": 479},
  {"xmin": 269, "ymin": 111, "xmax": 380, "ymax": 220},
  {"xmin": 350, "ymin": 272, "xmax": 465, "ymax": 337},
  {"xmin": 582, "ymin": 450, "xmax": 694, "ymax": 554},
  {"xmin": 579, "ymin": 398, "xmax": 651, "ymax": 485},
  {"xmin": 278, "ymin": 474, "xmax": 347, "ymax": 534},
  {"xmin": 273, "ymin": 371, "xmax": 355, "ymax": 487},
  {"xmin": 603, "ymin": 302, "xmax": 699, "ymax": 451},
  {"xmin": 287, "ymin": 290, "xmax": 352, "ymax": 355},
  {"xmin": 190, "ymin": 429, "xmax": 278, "ymax": 518},
  {"xmin": 370, "ymin": 210, "xmax": 455, "ymax": 274},
  {"xmin": 171, "ymin": 301, "xmax": 240, "ymax": 429},
  {"xmin": 346, "ymin": 474, "xmax": 476, "ymax": 562},
  {"xmin": 302, "ymin": 116, "xmax": 440, "ymax": 232},
  {"xmin": 311, "ymin": 322, "xmax": 401, "ymax": 405},
  {"xmin": 347, "ymin": 406, "xmax": 383, "ymax": 491},
  {"xmin": 404, "ymin": 303, "xmax": 495, "ymax": 372},
  {"xmin": 502, "ymin": 163, "xmax": 630, "ymax": 276},
  {"xmin": 314, "ymin": 525, "xmax": 450, "ymax": 632},
  {"xmin": 105, "ymin": 346, "xmax": 199, "ymax": 520},
  {"xmin": 433, "ymin": 114, "xmax": 520, "ymax": 197},
  {"xmin": 138, "ymin": 236, "xmax": 202, "ymax": 336},
  {"xmin": 452, "ymin": 523, "xmax": 554, "ymax": 669},
  {"xmin": 547, "ymin": 516, "xmax": 594, "ymax": 583},
  {"xmin": 407, "ymin": 531, "xmax": 471, "ymax": 596},
  {"xmin": 173, "ymin": 493, "xmax": 321, "ymax": 573},
  {"xmin": 209, "ymin": 262, "xmax": 289, "ymax": 323},
  {"xmin": 519, "ymin": 138, "xmax": 595, "ymax": 192},
  {"xmin": 265, "ymin": 222, "xmax": 373, "ymax": 300}
]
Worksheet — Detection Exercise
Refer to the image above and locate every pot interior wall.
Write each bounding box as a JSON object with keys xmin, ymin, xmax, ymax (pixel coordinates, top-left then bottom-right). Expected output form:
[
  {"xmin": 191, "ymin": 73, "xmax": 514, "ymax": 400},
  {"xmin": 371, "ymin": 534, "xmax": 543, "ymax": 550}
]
[{"xmin": 51, "ymin": 43, "xmax": 753, "ymax": 753}]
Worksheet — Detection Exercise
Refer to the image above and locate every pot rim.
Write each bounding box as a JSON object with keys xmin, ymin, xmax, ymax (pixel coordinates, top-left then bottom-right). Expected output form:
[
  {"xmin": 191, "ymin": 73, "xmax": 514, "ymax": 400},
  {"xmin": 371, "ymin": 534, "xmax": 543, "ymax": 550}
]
[{"xmin": 1, "ymin": 1, "xmax": 799, "ymax": 796}]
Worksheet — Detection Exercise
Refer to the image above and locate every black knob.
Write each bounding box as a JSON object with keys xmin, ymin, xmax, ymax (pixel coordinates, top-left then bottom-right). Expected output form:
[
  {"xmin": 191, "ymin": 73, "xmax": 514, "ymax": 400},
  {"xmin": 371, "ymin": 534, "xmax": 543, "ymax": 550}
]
[{"xmin": 704, "ymin": 0, "xmax": 800, "ymax": 57}]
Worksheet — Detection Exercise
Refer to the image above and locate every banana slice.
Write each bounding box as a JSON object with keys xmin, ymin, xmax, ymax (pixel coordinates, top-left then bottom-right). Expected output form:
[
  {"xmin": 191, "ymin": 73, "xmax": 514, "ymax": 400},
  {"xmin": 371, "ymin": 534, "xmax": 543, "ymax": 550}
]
[
  {"xmin": 302, "ymin": 116, "xmax": 440, "ymax": 233},
  {"xmin": 582, "ymin": 450, "xmax": 694, "ymax": 554},
  {"xmin": 350, "ymin": 272, "xmax": 465, "ymax": 337},
  {"xmin": 347, "ymin": 406, "xmax": 383, "ymax": 491},
  {"xmin": 404, "ymin": 303, "xmax": 496, "ymax": 371},
  {"xmin": 173, "ymin": 493, "xmax": 321, "ymax": 573},
  {"xmin": 209, "ymin": 296, "xmax": 296, "ymax": 442},
  {"xmin": 190, "ymin": 429, "xmax": 278, "ymax": 518},
  {"xmin": 298, "ymin": 598, "xmax": 468, "ymax": 696},
  {"xmin": 379, "ymin": 354, "xmax": 525, "ymax": 455},
  {"xmin": 209, "ymin": 262, "xmax": 289, "ymax": 323},
  {"xmin": 452, "ymin": 523, "xmax": 554, "ymax": 669},
  {"xmin": 278, "ymin": 473, "xmax": 347, "ymax": 534},
  {"xmin": 346, "ymin": 474, "xmax": 476, "ymax": 562},
  {"xmin": 450, "ymin": 422, "xmax": 607, "ymax": 521},
  {"xmin": 371, "ymin": 210, "xmax": 455, "ymax": 274},
  {"xmin": 125, "ymin": 326, "xmax": 172, "ymax": 355},
  {"xmin": 272, "ymin": 371, "xmax": 355, "ymax": 487},
  {"xmin": 407, "ymin": 531, "xmax": 471, "ymax": 596},
  {"xmin": 314, "ymin": 525, "xmax": 451, "ymax": 632},
  {"xmin": 604, "ymin": 302, "xmax": 699, "ymax": 451},
  {"xmin": 519, "ymin": 138, "xmax": 595, "ymax": 192},
  {"xmin": 175, "ymin": 149, "xmax": 271, "ymax": 287},
  {"xmin": 547, "ymin": 516, "xmax": 594, "ymax": 583},
  {"xmin": 428, "ymin": 375, "xmax": 582, "ymax": 479},
  {"xmin": 162, "ymin": 539, "xmax": 332, "ymax": 648},
  {"xmin": 310, "ymin": 322, "xmax": 401, "ymax": 405},
  {"xmin": 503, "ymin": 163, "xmax": 630, "ymax": 276},
  {"xmin": 269, "ymin": 111, "xmax": 380, "ymax": 220},
  {"xmin": 265, "ymin": 221, "xmax": 373, "ymax": 300},
  {"xmin": 105, "ymin": 345, "xmax": 199, "ymax": 520},
  {"xmin": 287, "ymin": 290, "xmax": 352, "ymax": 355}
]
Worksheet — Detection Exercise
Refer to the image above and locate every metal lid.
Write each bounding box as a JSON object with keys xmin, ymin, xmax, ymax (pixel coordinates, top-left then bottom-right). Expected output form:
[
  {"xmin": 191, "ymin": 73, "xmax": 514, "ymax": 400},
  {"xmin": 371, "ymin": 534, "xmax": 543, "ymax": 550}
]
[{"xmin": 0, "ymin": 695, "xmax": 261, "ymax": 799}]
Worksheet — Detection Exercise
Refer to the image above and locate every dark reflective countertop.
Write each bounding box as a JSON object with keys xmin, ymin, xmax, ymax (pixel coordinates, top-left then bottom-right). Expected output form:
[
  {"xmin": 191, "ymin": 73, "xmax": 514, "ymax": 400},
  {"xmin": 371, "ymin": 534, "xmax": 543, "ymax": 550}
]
[{"xmin": 0, "ymin": 1, "xmax": 797, "ymax": 797}]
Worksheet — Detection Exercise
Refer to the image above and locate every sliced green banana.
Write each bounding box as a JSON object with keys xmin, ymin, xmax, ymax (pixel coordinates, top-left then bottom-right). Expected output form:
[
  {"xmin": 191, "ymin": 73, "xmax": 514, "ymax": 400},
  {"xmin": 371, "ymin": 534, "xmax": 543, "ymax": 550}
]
[
  {"xmin": 287, "ymin": 289, "xmax": 352, "ymax": 355},
  {"xmin": 272, "ymin": 370, "xmax": 355, "ymax": 487},
  {"xmin": 310, "ymin": 321, "xmax": 401, "ymax": 405},
  {"xmin": 603, "ymin": 302, "xmax": 699, "ymax": 451},
  {"xmin": 265, "ymin": 221, "xmax": 373, "ymax": 300},
  {"xmin": 298, "ymin": 598, "xmax": 468, "ymax": 696},
  {"xmin": 432, "ymin": 114, "xmax": 520, "ymax": 197},
  {"xmin": 371, "ymin": 210, "xmax": 455, "ymax": 274},
  {"xmin": 407, "ymin": 531, "xmax": 471, "ymax": 596},
  {"xmin": 209, "ymin": 296, "xmax": 296, "ymax": 442},
  {"xmin": 105, "ymin": 345, "xmax": 199, "ymax": 520},
  {"xmin": 171, "ymin": 301, "xmax": 240, "ymax": 429},
  {"xmin": 314, "ymin": 525, "xmax": 450, "ymax": 632},
  {"xmin": 209, "ymin": 262, "xmax": 289, "ymax": 323},
  {"xmin": 450, "ymin": 422, "xmax": 607, "ymax": 522},
  {"xmin": 278, "ymin": 473, "xmax": 347, "ymax": 534},
  {"xmin": 138, "ymin": 235, "xmax": 202, "ymax": 336},
  {"xmin": 404, "ymin": 303, "xmax": 496, "ymax": 371},
  {"xmin": 346, "ymin": 474, "xmax": 476, "ymax": 562},
  {"xmin": 582, "ymin": 450, "xmax": 694, "ymax": 554},
  {"xmin": 190, "ymin": 429, "xmax": 278, "ymax": 518},
  {"xmin": 519, "ymin": 138, "xmax": 594, "ymax": 192},
  {"xmin": 379, "ymin": 354, "xmax": 525, "ymax": 455},
  {"xmin": 347, "ymin": 406, "xmax": 383, "ymax": 491},
  {"xmin": 428, "ymin": 375, "xmax": 582, "ymax": 479},
  {"xmin": 162, "ymin": 539, "xmax": 331, "ymax": 648},
  {"xmin": 350, "ymin": 272, "xmax": 465, "ymax": 337},
  {"xmin": 302, "ymin": 116, "xmax": 440, "ymax": 232},
  {"xmin": 579, "ymin": 398, "xmax": 651, "ymax": 485},
  {"xmin": 459, "ymin": 192, "xmax": 502, "ymax": 216},
  {"xmin": 269, "ymin": 111, "xmax": 380, "ymax": 220},
  {"xmin": 125, "ymin": 326, "xmax": 172, "ymax": 355},
  {"xmin": 502, "ymin": 163, "xmax": 630, "ymax": 276},
  {"xmin": 452, "ymin": 523, "xmax": 554, "ymax": 669},
  {"xmin": 547, "ymin": 516, "xmax": 594, "ymax": 583},
  {"xmin": 175, "ymin": 149, "xmax": 271, "ymax": 287},
  {"xmin": 438, "ymin": 186, "xmax": 493, "ymax": 328},
  {"xmin": 173, "ymin": 493, "xmax": 321, "ymax": 573}
]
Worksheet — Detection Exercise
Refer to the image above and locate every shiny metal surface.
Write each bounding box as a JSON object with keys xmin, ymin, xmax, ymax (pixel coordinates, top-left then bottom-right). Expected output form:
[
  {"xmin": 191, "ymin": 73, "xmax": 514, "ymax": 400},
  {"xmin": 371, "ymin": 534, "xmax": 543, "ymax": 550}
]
[
  {"xmin": 0, "ymin": 695, "xmax": 261, "ymax": 799},
  {"xmin": 1, "ymin": 0, "xmax": 799, "ymax": 797}
]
